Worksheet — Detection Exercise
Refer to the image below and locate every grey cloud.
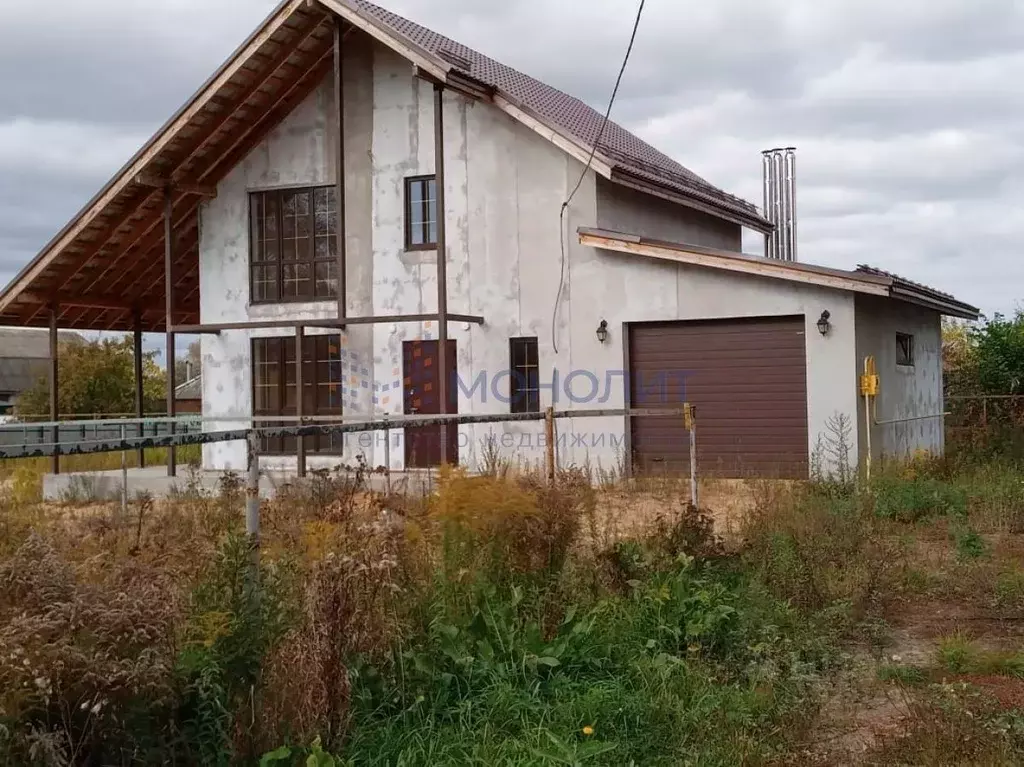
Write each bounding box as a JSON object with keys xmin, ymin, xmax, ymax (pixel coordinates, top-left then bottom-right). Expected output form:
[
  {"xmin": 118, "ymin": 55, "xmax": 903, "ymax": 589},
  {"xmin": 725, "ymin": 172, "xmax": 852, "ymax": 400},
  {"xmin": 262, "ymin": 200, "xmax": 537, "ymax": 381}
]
[{"xmin": 0, "ymin": 0, "xmax": 1020, "ymax": 321}]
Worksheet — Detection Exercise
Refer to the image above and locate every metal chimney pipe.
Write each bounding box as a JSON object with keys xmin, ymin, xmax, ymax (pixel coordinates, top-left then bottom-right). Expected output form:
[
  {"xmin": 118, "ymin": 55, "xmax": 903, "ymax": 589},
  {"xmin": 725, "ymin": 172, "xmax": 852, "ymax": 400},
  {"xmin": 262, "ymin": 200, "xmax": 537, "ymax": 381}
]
[
  {"xmin": 760, "ymin": 146, "xmax": 798, "ymax": 261},
  {"xmin": 762, "ymin": 151, "xmax": 772, "ymax": 258},
  {"xmin": 779, "ymin": 151, "xmax": 790, "ymax": 261},
  {"xmin": 770, "ymin": 152, "xmax": 778, "ymax": 260},
  {"xmin": 786, "ymin": 147, "xmax": 797, "ymax": 262}
]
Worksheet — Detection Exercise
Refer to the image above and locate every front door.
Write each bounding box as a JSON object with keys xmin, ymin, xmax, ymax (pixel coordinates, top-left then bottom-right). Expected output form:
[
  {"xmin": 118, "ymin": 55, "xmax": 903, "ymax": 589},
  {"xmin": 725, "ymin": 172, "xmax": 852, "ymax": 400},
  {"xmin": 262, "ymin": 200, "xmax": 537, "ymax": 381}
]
[{"xmin": 403, "ymin": 339, "xmax": 458, "ymax": 468}]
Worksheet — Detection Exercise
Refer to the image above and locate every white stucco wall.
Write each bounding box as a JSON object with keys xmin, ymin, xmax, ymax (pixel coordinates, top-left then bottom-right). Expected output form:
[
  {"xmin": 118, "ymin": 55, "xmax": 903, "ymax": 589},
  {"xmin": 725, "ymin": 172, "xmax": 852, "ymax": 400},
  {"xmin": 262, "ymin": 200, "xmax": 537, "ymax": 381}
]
[
  {"xmin": 595, "ymin": 178, "xmax": 742, "ymax": 251},
  {"xmin": 854, "ymin": 295, "xmax": 944, "ymax": 463},
  {"xmin": 197, "ymin": 31, "xmax": 862, "ymax": 477},
  {"xmin": 198, "ymin": 37, "xmax": 592, "ymax": 472}
]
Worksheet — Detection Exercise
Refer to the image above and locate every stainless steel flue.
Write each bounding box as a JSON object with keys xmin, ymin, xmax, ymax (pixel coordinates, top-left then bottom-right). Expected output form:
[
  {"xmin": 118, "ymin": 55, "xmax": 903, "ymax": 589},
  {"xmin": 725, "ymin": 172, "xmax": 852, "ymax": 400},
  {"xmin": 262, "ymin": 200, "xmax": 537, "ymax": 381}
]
[{"xmin": 761, "ymin": 147, "xmax": 797, "ymax": 261}]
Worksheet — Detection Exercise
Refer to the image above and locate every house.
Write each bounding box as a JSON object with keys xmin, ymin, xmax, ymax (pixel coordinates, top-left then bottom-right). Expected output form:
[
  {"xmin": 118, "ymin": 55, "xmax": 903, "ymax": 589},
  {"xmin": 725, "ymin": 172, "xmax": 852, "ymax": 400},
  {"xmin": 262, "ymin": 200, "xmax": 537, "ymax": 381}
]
[
  {"xmin": 175, "ymin": 374, "xmax": 202, "ymax": 414},
  {"xmin": 0, "ymin": 328, "xmax": 81, "ymax": 415},
  {"xmin": 0, "ymin": 0, "xmax": 978, "ymax": 479}
]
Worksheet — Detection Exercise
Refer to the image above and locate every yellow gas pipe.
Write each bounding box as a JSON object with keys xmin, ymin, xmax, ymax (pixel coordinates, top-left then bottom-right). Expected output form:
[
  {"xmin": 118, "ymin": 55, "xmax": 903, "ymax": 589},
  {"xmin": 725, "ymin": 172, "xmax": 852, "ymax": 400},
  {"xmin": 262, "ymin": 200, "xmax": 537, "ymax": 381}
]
[{"xmin": 860, "ymin": 356, "xmax": 879, "ymax": 482}]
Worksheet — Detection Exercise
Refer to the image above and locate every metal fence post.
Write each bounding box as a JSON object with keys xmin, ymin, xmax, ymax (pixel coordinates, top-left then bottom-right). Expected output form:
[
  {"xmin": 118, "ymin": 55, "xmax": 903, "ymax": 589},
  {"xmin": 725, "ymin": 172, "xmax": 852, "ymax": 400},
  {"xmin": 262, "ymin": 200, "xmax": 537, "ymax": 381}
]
[
  {"xmin": 545, "ymin": 407, "xmax": 555, "ymax": 483},
  {"xmin": 246, "ymin": 431, "xmax": 261, "ymax": 568},
  {"xmin": 383, "ymin": 415, "xmax": 392, "ymax": 495},
  {"xmin": 120, "ymin": 422, "xmax": 128, "ymax": 520},
  {"xmin": 685, "ymin": 403, "xmax": 698, "ymax": 508}
]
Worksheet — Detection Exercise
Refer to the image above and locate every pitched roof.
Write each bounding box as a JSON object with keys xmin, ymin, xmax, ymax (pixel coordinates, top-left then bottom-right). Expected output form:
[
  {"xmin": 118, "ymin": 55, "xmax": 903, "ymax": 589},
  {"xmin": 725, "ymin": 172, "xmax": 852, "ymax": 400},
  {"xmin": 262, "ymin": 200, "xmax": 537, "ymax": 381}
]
[
  {"xmin": 0, "ymin": 328, "xmax": 83, "ymax": 359},
  {"xmin": 350, "ymin": 1, "xmax": 768, "ymax": 229},
  {"xmin": 0, "ymin": 0, "xmax": 767, "ymax": 332},
  {"xmin": 580, "ymin": 228, "xmax": 981, "ymax": 320},
  {"xmin": 175, "ymin": 375, "xmax": 202, "ymax": 401}
]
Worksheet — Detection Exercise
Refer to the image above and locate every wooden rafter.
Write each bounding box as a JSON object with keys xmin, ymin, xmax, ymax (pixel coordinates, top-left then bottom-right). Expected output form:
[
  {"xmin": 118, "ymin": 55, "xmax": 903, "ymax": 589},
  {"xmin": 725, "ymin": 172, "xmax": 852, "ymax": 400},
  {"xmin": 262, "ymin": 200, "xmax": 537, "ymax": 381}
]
[
  {"xmin": 0, "ymin": 0, "xmax": 313, "ymax": 319},
  {"xmin": 193, "ymin": 44, "xmax": 334, "ymax": 187}
]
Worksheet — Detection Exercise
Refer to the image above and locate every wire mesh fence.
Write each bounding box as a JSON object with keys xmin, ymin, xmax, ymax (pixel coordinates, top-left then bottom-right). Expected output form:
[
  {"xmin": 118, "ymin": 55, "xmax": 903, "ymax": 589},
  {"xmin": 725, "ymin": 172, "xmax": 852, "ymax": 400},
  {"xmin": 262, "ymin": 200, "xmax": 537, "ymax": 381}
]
[{"xmin": 946, "ymin": 395, "xmax": 1024, "ymax": 458}]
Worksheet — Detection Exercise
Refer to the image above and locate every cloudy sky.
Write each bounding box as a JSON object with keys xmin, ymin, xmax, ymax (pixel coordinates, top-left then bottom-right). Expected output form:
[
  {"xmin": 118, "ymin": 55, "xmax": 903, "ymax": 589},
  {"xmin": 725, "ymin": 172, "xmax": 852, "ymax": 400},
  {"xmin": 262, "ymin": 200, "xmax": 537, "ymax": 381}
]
[{"xmin": 0, "ymin": 0, "xmax": 1021, "ymax": 334}]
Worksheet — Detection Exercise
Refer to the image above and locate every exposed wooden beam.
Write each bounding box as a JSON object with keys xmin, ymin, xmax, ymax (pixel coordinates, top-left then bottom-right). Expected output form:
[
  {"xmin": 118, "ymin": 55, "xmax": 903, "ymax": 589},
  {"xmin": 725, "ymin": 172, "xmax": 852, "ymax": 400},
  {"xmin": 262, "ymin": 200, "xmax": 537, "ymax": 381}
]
[
  {"xmin": 0, "ymin": 0, "xmax": 310, "ymax": 316},
  {"xmin": 81, "ymin": 197, "xmax": 196, "ymax": 298},
  {"xmin": 105, "ymin": 213, "xmax": 200, "ymax": 303},
  {"xmin": 316, "ymin": 0, "xmax": 449, "ymax": 81},
  {"xmin": 64, "ymin": 31, "xmax": 331, "ymax": 308},
  {"xmin": 24, "ymin": 292, "xmax": 135, "ymax": 311},
  {"xmin": 194, "ymin": 45, "xmax": 334, "ymax": 187},
  {"xmin": 134, "ymin": 173, "xmax": 217, "ymax": 198},
  {"xmin": 172, "ymin": 15, "xmax": 328, "ymax": 183}
]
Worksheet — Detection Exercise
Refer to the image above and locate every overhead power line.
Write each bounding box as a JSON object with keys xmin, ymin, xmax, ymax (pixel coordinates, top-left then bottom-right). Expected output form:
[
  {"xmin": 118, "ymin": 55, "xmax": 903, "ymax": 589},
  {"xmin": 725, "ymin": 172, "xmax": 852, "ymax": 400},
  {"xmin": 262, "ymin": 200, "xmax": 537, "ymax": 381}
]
[{"xmin": 552, "ymin": 0, "xmax": 647, "ymax": 354}]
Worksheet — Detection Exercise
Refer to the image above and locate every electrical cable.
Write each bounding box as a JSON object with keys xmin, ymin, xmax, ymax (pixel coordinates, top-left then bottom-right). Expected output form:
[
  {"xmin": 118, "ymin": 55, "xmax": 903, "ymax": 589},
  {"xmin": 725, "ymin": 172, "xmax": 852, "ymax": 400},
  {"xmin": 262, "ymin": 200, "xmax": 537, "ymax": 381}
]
[{"xmin": 551, "ymin": 0, "xmax": 646, "ymax": 354}]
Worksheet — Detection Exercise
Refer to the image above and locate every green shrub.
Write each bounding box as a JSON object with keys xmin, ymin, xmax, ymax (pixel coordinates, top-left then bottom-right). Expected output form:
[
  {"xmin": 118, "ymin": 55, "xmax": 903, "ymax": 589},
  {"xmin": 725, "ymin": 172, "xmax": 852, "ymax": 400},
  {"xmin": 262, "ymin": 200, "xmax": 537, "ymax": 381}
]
[
  {"xmin": 953, "ymin": 527, "xmax": 990, "ymax": 561},
  {"xmin": 176, "ymin": 532, "xmax": 297, "ymax": 763},
  {"xmin": 872, "ymin": 474, "xmax": 967, "ymax": 522}
]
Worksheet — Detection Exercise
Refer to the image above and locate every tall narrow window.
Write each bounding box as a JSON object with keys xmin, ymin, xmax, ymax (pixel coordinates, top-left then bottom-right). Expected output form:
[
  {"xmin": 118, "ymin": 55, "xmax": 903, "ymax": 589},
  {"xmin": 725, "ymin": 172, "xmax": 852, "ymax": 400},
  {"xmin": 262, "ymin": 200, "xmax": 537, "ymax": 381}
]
[
  {"xmin": 510, "ymin": 337, "xmax": 540, "ymax": 414},
  {"xmin": 250, "ymin": 186, "xmax": 338, "ymax": 303},
  {"xmin": 896, "ymin": 333, "xmax": 915, "ymax": 367},
  {"xmin": 252, "ymin": 334, "xmax": 344, "ymax": 454},
  {"xmin": 404, "ymin": 175, "xmax": 437, "ymax": 250}
]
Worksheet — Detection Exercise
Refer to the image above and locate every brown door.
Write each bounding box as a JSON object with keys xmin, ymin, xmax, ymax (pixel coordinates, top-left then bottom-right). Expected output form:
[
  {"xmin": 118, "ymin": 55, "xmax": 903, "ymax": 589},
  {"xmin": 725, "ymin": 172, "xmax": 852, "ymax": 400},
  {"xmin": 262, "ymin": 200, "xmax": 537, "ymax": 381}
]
[
  {"xmin": 403, "ymin": 340, "xmax": 458, "ymax": 468},
  {"xmin": 629, "ymin": 316, "xmax": 808, "ymax": 479}
]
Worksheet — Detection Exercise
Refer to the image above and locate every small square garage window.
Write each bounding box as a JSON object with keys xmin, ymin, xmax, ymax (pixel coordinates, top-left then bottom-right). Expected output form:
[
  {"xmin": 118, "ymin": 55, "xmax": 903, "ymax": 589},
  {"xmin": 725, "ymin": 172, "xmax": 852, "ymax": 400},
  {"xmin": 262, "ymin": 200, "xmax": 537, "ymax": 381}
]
[{"xmin": 896, "ymin": 333, "xmax": 914, "ymax": 367}]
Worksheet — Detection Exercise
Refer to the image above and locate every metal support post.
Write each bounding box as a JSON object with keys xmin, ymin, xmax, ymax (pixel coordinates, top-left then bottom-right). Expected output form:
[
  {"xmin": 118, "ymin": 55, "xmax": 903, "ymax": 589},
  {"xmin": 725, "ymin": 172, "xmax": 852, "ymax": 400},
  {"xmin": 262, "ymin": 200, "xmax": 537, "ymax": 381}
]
[
  {"xmin": 333, "ymin": 16, "xmax": 347, "ymax": 324},
  {"xmin": 48, "ymin": 306, "xmax": 59, "ymax": 475},
  {"xmin": 545, "ymin": 406, "xmax": 555, "ymax": 483},
  {"xmin": 685, "ymin": 403, "xmax": 698, "ymax": 508},
  {"xmin": 434, "ymin": 83, "xmax": 450, "ymax": 465},
  {"xmin": 133, "ymin": 312, "xmax": 146, "ymax": 468},
  {"xmin": 164, "ymin": 189, "xmax": 177, "ymax": 476},
  {"xmin": 296, "ymin": 325, "xmax": 306, "ymax": 478}
]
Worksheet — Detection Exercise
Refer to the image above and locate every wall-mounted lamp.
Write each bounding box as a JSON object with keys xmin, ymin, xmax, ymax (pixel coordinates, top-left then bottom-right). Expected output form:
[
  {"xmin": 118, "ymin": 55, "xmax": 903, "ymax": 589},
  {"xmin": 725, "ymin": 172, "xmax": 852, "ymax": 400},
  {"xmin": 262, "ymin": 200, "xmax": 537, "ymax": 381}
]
[
  {"xmin": 596, "ymin": 319, "xmax": 609, "ymax": 344},
  {"xmin": 816, "ymin": 310, "xmax": 832, "ymax": 337}
]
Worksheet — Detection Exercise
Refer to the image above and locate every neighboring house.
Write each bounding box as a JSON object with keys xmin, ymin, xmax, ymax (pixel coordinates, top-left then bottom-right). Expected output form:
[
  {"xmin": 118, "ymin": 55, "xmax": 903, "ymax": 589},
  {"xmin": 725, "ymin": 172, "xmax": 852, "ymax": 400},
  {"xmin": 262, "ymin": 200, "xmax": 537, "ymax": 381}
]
[
  {"xmin": 0, "ymin": 0, "xmax": 978, "ymax": 478},
  {"xmin": 175, "ymin": 374, "xmax": 202, "ymax": 414},
  {"xmin": 0, "ymin": 328, "xmax": 80, "ymax": 415}
]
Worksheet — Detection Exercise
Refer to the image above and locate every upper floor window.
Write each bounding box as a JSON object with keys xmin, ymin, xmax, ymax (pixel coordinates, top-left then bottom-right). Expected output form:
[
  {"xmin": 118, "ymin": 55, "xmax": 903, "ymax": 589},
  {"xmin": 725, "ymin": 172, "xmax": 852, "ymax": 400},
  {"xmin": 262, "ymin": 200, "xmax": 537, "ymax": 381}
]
[
  {"xmin": 405, "ymin": 175, "xmax": 437, "ymax": 250},
  {"xmin": 250, "ymin": 186, "xmax": 338, "ymax": 303},
  {"xmin": 896, "ymin": 333, "xmax": 915, "ymax": 367}
]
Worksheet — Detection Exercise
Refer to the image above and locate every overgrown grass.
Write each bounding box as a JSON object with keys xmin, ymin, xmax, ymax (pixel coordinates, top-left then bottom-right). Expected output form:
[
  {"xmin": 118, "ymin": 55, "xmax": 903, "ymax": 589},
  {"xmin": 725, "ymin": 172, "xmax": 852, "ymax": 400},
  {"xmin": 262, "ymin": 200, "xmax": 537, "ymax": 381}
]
[{"xmin": 2, "ymin": 452, "xmax": 1024, "ymax": 764}]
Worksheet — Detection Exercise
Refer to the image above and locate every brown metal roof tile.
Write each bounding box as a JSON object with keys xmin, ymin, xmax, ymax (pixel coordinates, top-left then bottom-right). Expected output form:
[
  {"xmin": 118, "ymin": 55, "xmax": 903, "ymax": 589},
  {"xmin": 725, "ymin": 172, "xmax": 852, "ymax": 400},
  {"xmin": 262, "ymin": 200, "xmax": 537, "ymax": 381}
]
[{"xmin": 352, "ymin": 1, "xmax": 765, "ymax": 226}]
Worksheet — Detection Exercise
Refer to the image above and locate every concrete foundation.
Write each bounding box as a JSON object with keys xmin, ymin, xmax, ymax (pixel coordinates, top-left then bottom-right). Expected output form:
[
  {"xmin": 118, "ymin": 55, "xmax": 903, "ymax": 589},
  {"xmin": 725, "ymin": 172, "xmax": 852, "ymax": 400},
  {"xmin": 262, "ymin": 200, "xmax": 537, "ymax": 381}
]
[{"xmin": 42, "ymin": 466, "xmax": 436, "ymax": 502}]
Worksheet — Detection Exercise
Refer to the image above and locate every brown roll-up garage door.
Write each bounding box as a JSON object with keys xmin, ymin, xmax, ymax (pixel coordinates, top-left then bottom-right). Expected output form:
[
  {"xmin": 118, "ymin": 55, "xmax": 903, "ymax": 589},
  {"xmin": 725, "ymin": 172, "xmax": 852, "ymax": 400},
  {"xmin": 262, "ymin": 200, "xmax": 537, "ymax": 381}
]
[{"xmin": 628, "ymin": 316, "xmax": 809, "ymax": 479}]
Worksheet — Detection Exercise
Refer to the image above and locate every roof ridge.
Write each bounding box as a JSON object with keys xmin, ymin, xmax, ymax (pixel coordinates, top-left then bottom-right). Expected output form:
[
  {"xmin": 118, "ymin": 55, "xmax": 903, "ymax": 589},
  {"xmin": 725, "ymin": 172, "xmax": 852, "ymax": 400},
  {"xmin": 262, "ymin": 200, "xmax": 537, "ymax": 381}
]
[{"xmin": 353, "ymin": 0, "xmax": 765, "ymax": 225}]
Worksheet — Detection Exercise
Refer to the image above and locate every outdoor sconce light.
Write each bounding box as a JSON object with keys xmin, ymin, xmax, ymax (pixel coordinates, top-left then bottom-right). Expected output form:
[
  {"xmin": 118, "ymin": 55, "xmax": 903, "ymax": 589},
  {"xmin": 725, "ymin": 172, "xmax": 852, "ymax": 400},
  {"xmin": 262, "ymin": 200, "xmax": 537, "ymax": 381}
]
[
  {"xmin": 817, "ymin": 310, "xmax": 832, "ymax": 337},
  {"xmin": 596, "ymin": 319, "xmax": 609, "ymax": 344}
]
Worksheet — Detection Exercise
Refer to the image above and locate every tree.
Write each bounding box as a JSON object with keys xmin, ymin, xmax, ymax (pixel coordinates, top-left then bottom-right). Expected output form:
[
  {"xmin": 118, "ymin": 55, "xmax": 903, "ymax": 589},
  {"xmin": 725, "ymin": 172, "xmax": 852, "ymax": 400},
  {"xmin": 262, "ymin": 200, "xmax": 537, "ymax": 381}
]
[
  {"xmin": 15, "ymin": 336, "xmax": 166, "ymax": 418},
  {"xmin": 971, "ymin": 311, "xmax": 1024, "ymax": 395}
]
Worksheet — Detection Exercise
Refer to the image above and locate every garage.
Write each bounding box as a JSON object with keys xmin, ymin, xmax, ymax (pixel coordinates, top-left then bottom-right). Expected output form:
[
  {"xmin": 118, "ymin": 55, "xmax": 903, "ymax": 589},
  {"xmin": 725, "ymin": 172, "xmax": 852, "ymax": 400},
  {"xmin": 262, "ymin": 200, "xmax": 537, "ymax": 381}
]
[{"xmin": 628, "ymin": 316, "xmax": 809, "ymax": 479}]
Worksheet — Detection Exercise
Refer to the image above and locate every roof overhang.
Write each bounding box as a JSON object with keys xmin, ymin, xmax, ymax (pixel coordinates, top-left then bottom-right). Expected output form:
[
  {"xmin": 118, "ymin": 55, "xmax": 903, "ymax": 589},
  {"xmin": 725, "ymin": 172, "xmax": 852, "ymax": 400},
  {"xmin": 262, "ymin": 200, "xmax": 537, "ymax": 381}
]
[
  {"xmin": 0, "ymin": 0, "xmax": 773, "ymax": 332},
  {"xmin": 578, "ymin": 227, "xmax": 980, "ymax": 319},
  {"xmin": 0, "ymin": 0, "xmax": 336, "ymax": 332},
  {"xmin": 608, "ymin": 170, "xmax": 773, "ymax": 234}
]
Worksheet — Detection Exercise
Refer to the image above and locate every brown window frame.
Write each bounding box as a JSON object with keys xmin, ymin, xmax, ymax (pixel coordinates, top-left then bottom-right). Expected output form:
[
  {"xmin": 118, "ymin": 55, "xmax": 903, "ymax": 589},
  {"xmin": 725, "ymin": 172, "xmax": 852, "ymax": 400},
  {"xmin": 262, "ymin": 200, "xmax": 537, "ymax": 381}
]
[
  {"xmin": 250, "ymin": 186, "xmax": 339, "ymax": 304},
  {"xmin": 896, "ymin": 333, "xmax": 915, "ymax": 367},
  {"xmin": 252, "ymin": 334, "xmax": 345, "ymax": 455},
  {"xmin": 404, "ymin": 175, "xmax": 437, "ymax": 251},
  {"xmin": 509, "ymin": 337, "xmax": 540, "ymax": 414}
]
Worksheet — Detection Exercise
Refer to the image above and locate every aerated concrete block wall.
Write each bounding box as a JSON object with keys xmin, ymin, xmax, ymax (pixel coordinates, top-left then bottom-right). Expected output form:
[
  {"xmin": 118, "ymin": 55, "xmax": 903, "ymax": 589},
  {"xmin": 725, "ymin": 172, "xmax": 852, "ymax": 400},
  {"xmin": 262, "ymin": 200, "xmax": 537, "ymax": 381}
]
[{"xmin": 854, "ymin": 294, "xmax": 944, "ymax": 464}]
